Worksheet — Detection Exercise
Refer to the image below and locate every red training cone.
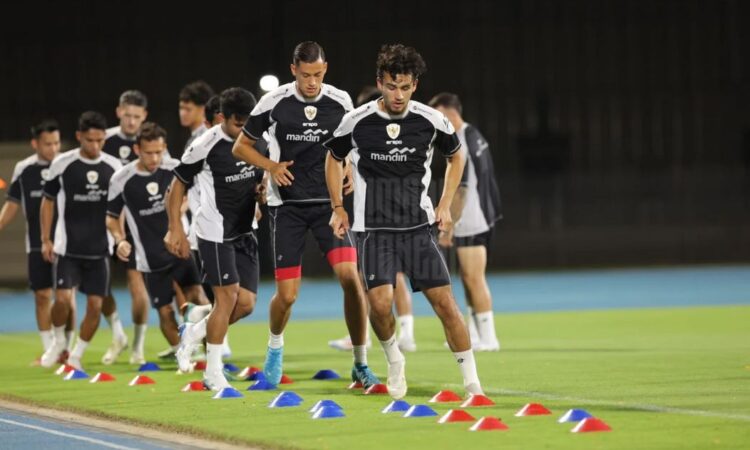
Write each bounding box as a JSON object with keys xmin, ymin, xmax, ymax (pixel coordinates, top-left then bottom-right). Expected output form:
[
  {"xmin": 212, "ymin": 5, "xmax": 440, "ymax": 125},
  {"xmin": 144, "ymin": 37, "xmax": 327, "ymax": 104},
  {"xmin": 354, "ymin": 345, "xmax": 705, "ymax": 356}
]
[
  {"xmin": 430, "ymin": 390, "xmax": 462, "ymax": 403},
  {"xmin": 461, "ymin": 394, "xmax": 496, "ymax": 407},
  {"xmin": 193, "ymin": 361, "xmax": 207, "ymax": 371},
  {"xmin": 348, "ymin": 381, "xmax": 363, "ymax": 389},
  {"xmin": 280, "ymin": 374, "xmax": 294, "ymax": 384},
  {"xmin": 238, "ymin": 366, "xmax": 260, "ymax": 378},
  {"xmin": 470, "ymin": 417, "xmax": 509, "ymax": 431},
  {"xmin": 55, "ymin": 364, "xmax": 75, "ymax": 376},
  {"xmin": 515, "ymin": 403, "xmax": 551, "ymax": 416},
  {"xmin": 365, "ymin": 383, "xmax": 389, "ymax": 394},
  {"xmin": 129, "ymin": 375, "xmax": 155, "ymax": 386},
  {"xmin": 438, "ymin": 409, "xmax": 476, "ymax": 423},
  {"xmin": 181, "ymin": 381, "xmax": 208, "ymax": 392},
  {"xmin": 571, "ymin": 417, "xmax": 611, "ymax": 433},
  {"xmin": 89, "ymin": 372, "xmax": 115, "ymax": 383}
]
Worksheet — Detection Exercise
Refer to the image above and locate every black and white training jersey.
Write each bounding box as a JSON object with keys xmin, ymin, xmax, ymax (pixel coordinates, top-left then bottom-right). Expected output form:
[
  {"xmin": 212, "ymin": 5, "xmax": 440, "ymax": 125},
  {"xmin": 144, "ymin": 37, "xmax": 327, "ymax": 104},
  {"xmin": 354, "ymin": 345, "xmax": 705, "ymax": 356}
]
[
  {"xmin": 325, "ymin": 100, "xmax": 460, "ymax": 232},
  {"xmin": 107, "ymin": 157, "xmax": 181, "ymax": 272},
  {"xmin": 173, "ymin": 125, "xmax": 263, "ymax": 243},
  {"xmin": 185, "ymin": 124, "xmax": 209, "ymax": 250},
  {"xmin": 6, "ymin": 154, "xmax": 56, "ymax": 252},
  {"xmin": 454, "ymin": 123, "xmax": 502, "ymax": 237},
  {"xmin": 43, "ymin": 149, "xmax": 122, "ymax": 258},
  {"xmin": 103, "ymin": 126, "xmax": 137, "ymax": 165},
  {"xmin": 242, "ymin": 82, "xmax": 353, "ymax": 206}
]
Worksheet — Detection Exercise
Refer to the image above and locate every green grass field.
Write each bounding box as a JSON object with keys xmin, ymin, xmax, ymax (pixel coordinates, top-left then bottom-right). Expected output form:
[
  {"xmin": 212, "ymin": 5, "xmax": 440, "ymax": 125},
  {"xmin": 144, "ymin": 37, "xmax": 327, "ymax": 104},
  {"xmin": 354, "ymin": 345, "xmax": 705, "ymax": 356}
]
[{"xmin": 1, "ymin": 306, "xmax": 749, "ymax": 449}]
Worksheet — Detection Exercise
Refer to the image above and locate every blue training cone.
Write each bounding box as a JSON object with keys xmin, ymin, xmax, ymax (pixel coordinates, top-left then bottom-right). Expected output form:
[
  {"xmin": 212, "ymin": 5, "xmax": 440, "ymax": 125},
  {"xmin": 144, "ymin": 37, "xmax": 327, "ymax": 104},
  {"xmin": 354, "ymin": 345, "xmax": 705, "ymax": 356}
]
[
  {"xmin": 382, "ymin": 400, "xmax": 411, "ymax": 413},
  {"xmin": 558, "ymin": 409, "xmax": 593, "ymax": 423},
  {"xmin": 312, "ymin": 369, "xmax": 340, "ymax": 380},
  {"xmin": 312, "ymin": 406, "xmax": 345, "ymax": 419},
  {"xmin": 138, "ymin": 362, "xmax": 161, "ymax": 372},
  {"xmin": 212, "ymin": 387, "xmax": 243, "ymax": 399},
  {"xmin": 403, "ymin": 404, "xmax": 438, "ymax": 418},
  {"xmin": 63, "ymin": 370, "xmax": 89, "ymax": 380},
  {"xmin": 269, "ymin": 391, "xmax": 303, "ymax": 408},
  {"xmin": 223, "ymin": 363, "xmax": 239, "ymax": 373},
  {"xmin": 247, "ymin": 371, "xmax": 266, "ymax": 382},
  {"xmin": 247, "ymin": 379, "xmax": 275, "ymax": 391},
  {"xmin": 310, "ymin": 399, "xmax": 343, "ymax": 413}
]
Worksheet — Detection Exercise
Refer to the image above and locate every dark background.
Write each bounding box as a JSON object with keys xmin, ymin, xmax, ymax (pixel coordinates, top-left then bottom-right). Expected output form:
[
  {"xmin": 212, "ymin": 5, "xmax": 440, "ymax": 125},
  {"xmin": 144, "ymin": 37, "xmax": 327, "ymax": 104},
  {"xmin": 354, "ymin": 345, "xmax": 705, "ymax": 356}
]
[{"xmin": 1, "ymin": 0, "xmax": 749, "ymax": 276}]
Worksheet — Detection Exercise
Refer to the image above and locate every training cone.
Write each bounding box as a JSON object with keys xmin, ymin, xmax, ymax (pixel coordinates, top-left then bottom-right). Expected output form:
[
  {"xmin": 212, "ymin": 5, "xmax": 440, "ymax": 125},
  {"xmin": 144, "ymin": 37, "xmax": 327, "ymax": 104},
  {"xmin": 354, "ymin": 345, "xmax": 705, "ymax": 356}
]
[
  {"xmin": 138, "ymin": 362, "xmax": 161, "ymax": 372},
  {"xmin": 348, "ymin": 381, "xmax": 363, "ymax": 389},
  {"xmin": 309, "ymin": 400, "xmax": 343, "ymax": 413},
  {"xmin": 438, "ymin": 409, "xmax": 476, "ymax": 423},
  {"xmin": 63, "ymin": 370, "xmax": 89, "ymax": 380},
  {"xmin": 247, "ymin": 371, "xmax": 266, "ymax": 382},
  {"xmin": 212, "ymin": 387, "xmax": 243, "ymax": 399},
  {"xmin": 312, "ymin": 369, "xmax": 340, "ymax": 380},
  {"xmin": 515, "ymin": 403, "xmax": 552, "ymax": 416},
  {"xmin": 247, "ymin": 379, "xmax": 275, "ymax": 391},
  {"xmin": 238, "ymin": 366, "xmax": 260, "ymax": 378},
  {"xmin": 269, "ymin": 391, "xmax": 303, "ymax": 408},
  {"xmin": 470, "ymin": 417, "xmax": 510, "ymax": 431},
  {"xmin": 55, "ymin": 364, "xmax": 75, "ymax": 375},
  {"xmin": 280, "ymin": 374, "xmax": 294, "ymax": 384},
  {"xmin": 181, "ymin": 381, "xmax": 208, "ymax": 392},
  {"xmin": 365, "ymin": 383, "xmax": 389, "ymax": 395},
  {"xmin": 129, "ymin": 375, "xmax": 155, "ymax": 386},
  {"xmin": 382, "ymin": 400, "xmax": 411, "ymax": 413},
  {"xmin": 461, "ymin": 394, "xmax": 496, "ymax": 407},
  {"xmin": 223, "ymin": 363, "xmax": 239, "ymax": 373},
  {"xmin": 312, "ymin": 406, "xmax": 345, "ymax": 419},
  {"xmin": 559, "ymin": 409, "xmax": 593, "ymax": 423},
  {"xmin": 403, "ymin": 405, "xmax": 438, "ymax": 418},
  {"xmin": 430, "ymin": 390, "xmax": 462, "ymax": 403},
  {"xmin": 572, "ymin": 417, "xmax": 611, "ymax": 433},
  {"xmin": 0, "ymin": 178, "xmax": 6, "ymax": 189},
  {"xmin": 192, "ymin": 360, "xmax": 207, "ymax": 371},
  {"xmin": 89, "ymin": 372, "xmax": 115, "ymax": 383}
]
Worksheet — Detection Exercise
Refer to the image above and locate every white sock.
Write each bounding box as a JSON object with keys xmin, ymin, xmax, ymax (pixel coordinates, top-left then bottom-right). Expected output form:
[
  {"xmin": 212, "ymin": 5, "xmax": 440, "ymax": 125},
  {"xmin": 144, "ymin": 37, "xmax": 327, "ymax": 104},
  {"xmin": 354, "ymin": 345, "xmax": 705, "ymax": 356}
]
[
  {"xmin": 206, "ymin": 343, "xmax": 223, "ymax": 374},
  {"xmin": 52, "ymin": 326, "xmax": 65, "ymax": 349},
  {"xmin": 379, "ymin": 333, "xmax": 404, "ymax": 364},
  {"xmin": 453, "ymin": 349, "xmax": 480, "ymax": 388},
  {"xmin": 353, "ymin": 345, "xmax": 367, "ymax": 365},
  {"xmin": 106, "ymin": 312, "xmax": 127, "ymax": 342},
  {"xmin": 268, "ymin": 331, "xmax": 284, "ymax": 349},
  {"xmin": 222, "ymin": 334, "xmax": 230, "ymax": 348},
  {"xmin": 398, "ymin": 315, "xmax": 414, "ymax": 341},
  {"xmin": 466, "ymin": 307, "xmax": 480, "ymax": 344},
  {"xmin": 189, "ymin": 317, "xmax": 208, "ymax": 344},
  {"xmin": 71, "ymin": 338, "xmax": 89, "ymax": 360},
  {"xmin": 39, "ymin": 330, "xmax": 53, "ymax": 352},
  {"xmin": 475, "ymin": 311, "xmax": 498, "ymax": 344},
  {"xmin": 65, "ymin": 330, "xmax": 75, "ymax": 352},
  {"xmin": 133, "ymin": 324, "xmax": 147, "ymax": 355}
]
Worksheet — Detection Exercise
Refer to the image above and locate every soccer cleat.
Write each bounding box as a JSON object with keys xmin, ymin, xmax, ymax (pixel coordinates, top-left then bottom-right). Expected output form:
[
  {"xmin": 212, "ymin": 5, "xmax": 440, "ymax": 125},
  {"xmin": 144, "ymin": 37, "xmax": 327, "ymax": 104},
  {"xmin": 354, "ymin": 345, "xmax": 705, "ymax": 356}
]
[
  {"xmin": 351, "ymin": 363, "xmax": 381, "ymax": 390},
  {"xmin": 386, "ymin": 358, "xmax": 407, "ymax": 400},
  {"xmin": 157, "ymin": 347, "xmax": 177, "ymax": 360},
  {"xmin": 202, "ymin": 370, "xmax": 231, "ymax": 392},
  {"xmin": 221, "ymin": 338, "xmax": 232, "ymax": 360},
  {"xmin": 465, "ymin": 382, "xmax": 484, "ymax": 397},
  {"xmin": 40, "ymin": 341, "xmax": 66, "ymax": 368},
  {"xmin": 176, "ymin": 325, "xmax": 197, "ymax": 374},
  {"xmin": 328, "ymin": 335, "xmax": 372, "ymax": 352},
  {"xmin": 129, "ymin": 352, "xmax": 146, "ymax": 365},
  {"xmin": 66, "ymin": 355, "xmax": 83, "ymax": 371},
  {"xmin": 397, "ymin": 337, "xmax": 417, "ymax": 353},
  {"xmin": 101, "ymin": 335, "xmax": 128, "ymax": 365},
  {"xmin": 181, "ymin": 303, "xmax": 195, "ymax": 323},
  {"xmin": 475, "ymin": 339, "xmax": 501, "ymax": 352},
  {"xmin": 262, "ymin": 347, "xmax": 283, "ymax": 386}
]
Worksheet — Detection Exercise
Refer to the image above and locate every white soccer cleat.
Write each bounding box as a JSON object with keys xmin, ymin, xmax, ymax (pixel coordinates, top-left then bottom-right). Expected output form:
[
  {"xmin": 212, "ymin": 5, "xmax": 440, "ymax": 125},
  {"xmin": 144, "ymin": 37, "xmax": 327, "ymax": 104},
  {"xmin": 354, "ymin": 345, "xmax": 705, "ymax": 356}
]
[
  {"xmin": 386, "ymin": 358, "xmax": 407, "ymax": 400},
  {"xmin": 129, "ymin": 352, "xmax": 146, "ymax": 365},
  {"xmin": 397, "ymin": 337, "xmax": 417, "ymax": 353},
  {"xmin": 176, "ymin": 343, "xmax": 196, "ymax": 374},
  {"xmin": 40, "ymin": 341, "xmax": 66, "ymax": 368},
  {"xmin": 475, "ymin": 339, "xmax": 501, "ymax": 352},
  {"xmin": 202, "ymin": 370, "xmax": 231, "ymax": 392},
  {"xmin": 66, "ymin": 355, "xmax": 83, "ymax": 371},
  {"xmin": 101, "ymin": 335, "xmax": 129, "ymax": 365}
]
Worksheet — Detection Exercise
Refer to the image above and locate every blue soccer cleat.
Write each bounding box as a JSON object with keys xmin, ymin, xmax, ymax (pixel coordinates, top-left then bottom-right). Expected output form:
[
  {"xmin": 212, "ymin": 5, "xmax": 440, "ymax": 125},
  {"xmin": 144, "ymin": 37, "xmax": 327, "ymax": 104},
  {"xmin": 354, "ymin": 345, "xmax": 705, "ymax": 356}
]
[{"xmin": 263, "ymin": 347, "xmax": 284, "ymax": 386}]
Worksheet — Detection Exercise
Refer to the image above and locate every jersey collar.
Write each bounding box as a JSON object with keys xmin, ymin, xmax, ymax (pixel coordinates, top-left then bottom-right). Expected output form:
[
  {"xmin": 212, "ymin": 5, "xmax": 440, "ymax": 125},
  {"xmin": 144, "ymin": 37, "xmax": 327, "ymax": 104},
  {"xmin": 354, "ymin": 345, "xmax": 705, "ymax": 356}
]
[{"xmin": 292, "ymin": 82, "xmax": 325, "ymax": 103}]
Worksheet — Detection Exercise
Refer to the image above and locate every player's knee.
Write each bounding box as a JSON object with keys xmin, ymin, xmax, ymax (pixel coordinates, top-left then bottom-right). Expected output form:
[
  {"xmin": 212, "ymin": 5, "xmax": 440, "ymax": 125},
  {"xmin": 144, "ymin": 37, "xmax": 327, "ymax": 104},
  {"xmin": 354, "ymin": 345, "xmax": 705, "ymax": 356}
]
[{"xmin": 275, "ymin": 290, "xmax": 297, "ymax": 307}]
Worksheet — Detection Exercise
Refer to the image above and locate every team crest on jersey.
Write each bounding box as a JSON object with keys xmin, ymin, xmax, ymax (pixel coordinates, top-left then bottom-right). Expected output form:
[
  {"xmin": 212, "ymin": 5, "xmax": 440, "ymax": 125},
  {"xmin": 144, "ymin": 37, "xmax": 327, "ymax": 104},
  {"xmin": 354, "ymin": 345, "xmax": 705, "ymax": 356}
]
[
  {"xmin": 386, "ymin": 123, "xmax": 400, "ymax": 139},
  {"xmin": 119, "ymin": 145, "xmax": 131, "ymax": 160},
  {"xmin": 41, "ymin": 169, "xmax": 50, "ymax": 180},
  {"xmin": 304, "ymin": 105, "xmax": 317, "ymax": 121},
  {"xmin": 146, "ymin": 182, "xmax": 159, "ymax": 196},
  {"xmin": 86, "ymin": 171, "xmax": 99, "ymax": 184}
]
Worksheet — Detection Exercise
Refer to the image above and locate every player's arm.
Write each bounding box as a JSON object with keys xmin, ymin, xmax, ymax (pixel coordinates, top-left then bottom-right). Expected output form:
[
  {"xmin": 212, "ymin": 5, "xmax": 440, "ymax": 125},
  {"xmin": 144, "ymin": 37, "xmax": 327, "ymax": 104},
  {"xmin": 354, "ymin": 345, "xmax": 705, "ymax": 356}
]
[
  {"xmin": 232, "ymin": 133, "xmax": 294, "ymax": 187},
  {"xmin": 435, "ymin": 147, "xmax": 466, "ymax": 234},
  {"xmin": 0, "ymin": 201, "xmax": 19, "ymax": 232},
  {"xmin": 1, "ymin": 166, "xmax": 24, "ymax": 232},
  {"xmin": 164, "ymin": 178, "xmax": 190, "ymax": 259},
  {"xmin": 39, "ymin": 197, "xmax": 55, "ymax": 262},
  {"xmin": 323, "ymin": 124, "xmax": 354, "ymax": 239},
  {"xmin": 105, "ymin": 215, "xmax": 130, "ymax": 262}
]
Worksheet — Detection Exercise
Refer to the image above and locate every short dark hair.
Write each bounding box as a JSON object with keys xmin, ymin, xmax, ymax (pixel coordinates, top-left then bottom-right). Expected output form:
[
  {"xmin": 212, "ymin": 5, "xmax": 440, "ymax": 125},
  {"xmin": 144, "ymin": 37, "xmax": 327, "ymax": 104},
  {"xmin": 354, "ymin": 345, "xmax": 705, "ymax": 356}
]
[
  {"xmin": 356, "ymin": 86, "xmax": 381, "ymax": 106},
  {"xmin": 136, "ymin": 122, "xmax": 167, "ymax": 145},
  {"xmin": 428, "ymin": 92, "xmax": 463, "ymax": 115},
  {"xmin": 119, "ymin": 90, "xmax": 148, "ymax": 109},
  {"xmin": 179, "ymin": 81, "xmax": 215, "ymax": 106},
  {"xmin": 205, "ymin": 95, "xmax": 221, "ymax": 123},
  {"xmin": 78, "ymin": 111, "xmax": 107, "ymax": 132},
  {"xmin": 292, "ymin": 41, "xmax": 325, "ymax": 65},
  {"xmin": 30, "ymin": 119, "xmax": 59, "ymax": 139},
  {"xmin": 219, "ymin": 87, "xmax": 256, "ymax": 119},
  {"xmin": 376, "ymin": 44, "xmax": 427, "ymax": 81}
]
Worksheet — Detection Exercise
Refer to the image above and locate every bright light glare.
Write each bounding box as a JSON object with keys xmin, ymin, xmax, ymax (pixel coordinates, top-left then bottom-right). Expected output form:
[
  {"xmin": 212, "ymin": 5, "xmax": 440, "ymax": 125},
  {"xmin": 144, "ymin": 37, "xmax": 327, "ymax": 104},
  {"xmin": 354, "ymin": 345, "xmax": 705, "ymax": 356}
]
[{"xmin": 259, "ymin": 75, "xmax": 279, "ymax": 92}]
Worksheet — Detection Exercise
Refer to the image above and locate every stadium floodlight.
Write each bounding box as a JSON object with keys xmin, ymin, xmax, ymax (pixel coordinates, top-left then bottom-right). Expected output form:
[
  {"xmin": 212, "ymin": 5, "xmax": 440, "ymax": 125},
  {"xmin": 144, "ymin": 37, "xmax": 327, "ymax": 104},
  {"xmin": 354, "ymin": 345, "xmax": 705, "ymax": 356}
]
[{"xmin": 260, "ymin": 74, "xmax": 279, "ymax": 92}]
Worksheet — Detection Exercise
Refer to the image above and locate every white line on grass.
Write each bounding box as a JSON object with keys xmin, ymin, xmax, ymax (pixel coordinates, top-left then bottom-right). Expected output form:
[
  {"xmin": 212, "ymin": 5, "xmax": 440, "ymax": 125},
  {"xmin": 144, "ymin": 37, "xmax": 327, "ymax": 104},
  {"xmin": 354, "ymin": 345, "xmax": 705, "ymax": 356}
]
[
  {"xmin": 446, "ymin": 384, "xmax": 750, "ymax": 422},
  {"xmin": 0, "ymin": 417, "xmax": 139, "ymax": 450}
]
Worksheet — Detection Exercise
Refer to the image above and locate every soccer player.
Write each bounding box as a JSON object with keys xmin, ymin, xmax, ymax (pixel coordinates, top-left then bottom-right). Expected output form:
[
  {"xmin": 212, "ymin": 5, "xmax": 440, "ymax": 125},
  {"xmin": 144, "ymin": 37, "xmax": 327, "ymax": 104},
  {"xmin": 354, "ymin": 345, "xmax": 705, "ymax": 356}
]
[
  {"xmin": 100, "ymin": 90, "xmax": 151, "ymax": 365},
  {"xmin": 179, "ymin": 81, "xmax": 215, "ymax": 148},
  {"xmin": 39, "ymin": 111, "xmax": 122, "ymax": 370},
  {"xmin": 166, "ymin": 87, "xmax": 262, "ymax": 390},
  {"xmin": 232, "ymin": 41, "xmax": 378, "ymax": 388},
  {"xmin": 429, "ymin": 93, "xmax": 502, "ymax": 351},
  {"xmin": 0, "ymin": 120, "xmax": 71, "ymax": 359},
  {"xmin": 107, "ymin": 122, "xmax": 209, "ymax": 355},
  {"xmin": 324, "ymin": 44, "xmax": 484, "ymax": 399}
]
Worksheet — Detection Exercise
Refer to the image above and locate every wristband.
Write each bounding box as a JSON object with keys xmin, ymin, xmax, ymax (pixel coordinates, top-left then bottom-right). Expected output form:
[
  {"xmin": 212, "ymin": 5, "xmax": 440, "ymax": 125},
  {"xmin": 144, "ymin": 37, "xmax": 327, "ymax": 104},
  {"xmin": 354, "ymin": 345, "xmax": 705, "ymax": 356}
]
[{"xmin": 333, "ymin": 205, "xmax": 343, "ymax": 210}]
